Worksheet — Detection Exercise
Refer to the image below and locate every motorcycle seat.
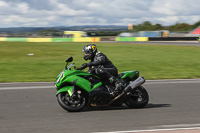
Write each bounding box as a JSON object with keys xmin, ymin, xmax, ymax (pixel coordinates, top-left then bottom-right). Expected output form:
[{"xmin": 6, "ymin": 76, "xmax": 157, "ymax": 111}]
[
  {"xmin": 116, "ymin": 73, "xmax": 125, "ymax": 79},
  {"xmin": 116, "ymin": 71, "xmax": 139, "ymax": 80}
]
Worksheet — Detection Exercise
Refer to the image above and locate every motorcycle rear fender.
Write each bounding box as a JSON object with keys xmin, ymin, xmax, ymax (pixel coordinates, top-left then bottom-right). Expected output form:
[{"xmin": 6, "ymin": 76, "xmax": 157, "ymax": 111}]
[{"xmin": 56, "ymin": 86, "xmax": 73, "ymax": 96}]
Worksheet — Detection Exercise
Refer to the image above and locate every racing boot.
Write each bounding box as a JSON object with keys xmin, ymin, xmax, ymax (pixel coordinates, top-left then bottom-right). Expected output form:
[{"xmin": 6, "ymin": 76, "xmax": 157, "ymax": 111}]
[
  {"xmin": 113, "ymin": 81, "xmax": 124, "ymax": 97},
  {"xmin": 108, "ymin": 77, "xmax": 124, "ymax": 97},
  {"xmin": 108, "ymin": 76, "xmax": 116, "ymax": 85}
]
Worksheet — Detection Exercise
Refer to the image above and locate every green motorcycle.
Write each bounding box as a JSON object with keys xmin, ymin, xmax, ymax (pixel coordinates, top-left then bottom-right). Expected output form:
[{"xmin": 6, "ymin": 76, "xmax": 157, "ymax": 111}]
[{"xmin": 55, "ymin": 57, "xmax": 149, "ymax": 112}]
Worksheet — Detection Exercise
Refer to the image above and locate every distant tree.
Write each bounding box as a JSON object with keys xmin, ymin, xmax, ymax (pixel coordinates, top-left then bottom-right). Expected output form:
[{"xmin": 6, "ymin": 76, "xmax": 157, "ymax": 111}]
[
  {"xmin": 192, "ymin": 21, "xmax": 200, "ymax": 29},
  {"xmin": 32, "ymin": 29, "xmax": 63, "ymax": 37},
  {"xmin": 155, "ymin": 23, "xmax": 162, "ymax": 29},
  {"xmin": 143, "ymin": 21, "xmax": 152, "ymax": 26},
  {"xmin": 166, "ymin": 23, "xmax": 192, "ymax": 32}
]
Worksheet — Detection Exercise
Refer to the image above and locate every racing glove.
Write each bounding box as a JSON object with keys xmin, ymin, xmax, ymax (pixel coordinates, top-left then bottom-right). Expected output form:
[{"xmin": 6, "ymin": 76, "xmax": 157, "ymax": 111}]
[{"xmin": 77, "ymin": 63, "xmax": 88, "ymax": 70}]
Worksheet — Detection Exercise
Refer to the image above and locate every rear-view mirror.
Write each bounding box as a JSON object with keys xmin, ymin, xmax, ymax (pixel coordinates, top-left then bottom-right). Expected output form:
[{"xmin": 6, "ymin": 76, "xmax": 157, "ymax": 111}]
[{"xmin": 65, "ymin": 56, "xmax": 73, "ymax": 62}]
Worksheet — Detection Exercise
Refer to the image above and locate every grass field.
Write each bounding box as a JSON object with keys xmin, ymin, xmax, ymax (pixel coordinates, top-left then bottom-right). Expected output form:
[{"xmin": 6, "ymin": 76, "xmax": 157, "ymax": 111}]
[{"xmin": 0, "ymin": 41, "xmax": 200, "ymax": 82}]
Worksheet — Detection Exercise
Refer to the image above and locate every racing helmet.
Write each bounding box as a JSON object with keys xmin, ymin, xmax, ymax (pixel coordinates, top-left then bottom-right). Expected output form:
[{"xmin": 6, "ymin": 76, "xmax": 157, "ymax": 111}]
[{"xmin": 83, "ymin": 44, "xmax": 97, "ymax": 60}]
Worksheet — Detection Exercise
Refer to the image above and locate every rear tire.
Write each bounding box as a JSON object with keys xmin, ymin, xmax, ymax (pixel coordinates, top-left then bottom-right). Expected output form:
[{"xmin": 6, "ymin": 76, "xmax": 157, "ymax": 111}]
[
  {"xmin": 125, "ymin": 86, "xmax": 149, "ymax": 108},
  {"xmin": 57, "ymin": 92, "xmax": 87, "ymax": 112}
]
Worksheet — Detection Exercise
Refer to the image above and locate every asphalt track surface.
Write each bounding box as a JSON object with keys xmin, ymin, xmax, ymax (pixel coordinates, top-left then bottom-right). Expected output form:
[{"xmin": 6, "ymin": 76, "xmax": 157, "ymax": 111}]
[{"xmin": 1, "ymin": 79, "xmax": 200, "ymax": 133}]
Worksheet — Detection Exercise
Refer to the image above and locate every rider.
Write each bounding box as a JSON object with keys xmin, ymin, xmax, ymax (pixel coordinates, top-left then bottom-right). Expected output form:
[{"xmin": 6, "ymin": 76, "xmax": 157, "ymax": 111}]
[{"xmin": 80, "ymin": 44, "xmax": 123, "ymax": 95}]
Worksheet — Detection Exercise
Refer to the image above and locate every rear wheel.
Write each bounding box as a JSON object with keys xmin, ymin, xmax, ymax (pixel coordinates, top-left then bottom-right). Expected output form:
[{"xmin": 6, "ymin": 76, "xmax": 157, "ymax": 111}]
[
  {"xmin": 125, "ymin": 86, "xmax": 149, "ymax": 108},
  {"xmin": 57, "ymin": 92, "xmax": 87, "ymax": 112}
]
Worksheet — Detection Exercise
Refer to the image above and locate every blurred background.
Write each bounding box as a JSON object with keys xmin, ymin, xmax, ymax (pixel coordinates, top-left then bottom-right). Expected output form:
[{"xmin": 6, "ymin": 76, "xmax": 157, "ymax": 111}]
[{"xmin": 0, "ymin": 21, "xmax": 200, "ymax": 38}]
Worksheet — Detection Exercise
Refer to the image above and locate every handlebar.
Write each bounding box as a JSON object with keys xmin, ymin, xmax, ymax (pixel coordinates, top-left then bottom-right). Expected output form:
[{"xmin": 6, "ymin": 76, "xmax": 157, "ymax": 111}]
[{"xmin": 76, "ymin": 66, "xmax": 86, "ymax": 70}]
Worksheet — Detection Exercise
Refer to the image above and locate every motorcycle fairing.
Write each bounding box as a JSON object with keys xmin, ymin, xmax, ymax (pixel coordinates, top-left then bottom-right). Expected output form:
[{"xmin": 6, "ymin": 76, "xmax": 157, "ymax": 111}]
[
  {"xmin": 88, "ymin": 85, "xmax": 111, "ymax": 105},
  {"xmin": 120, "ymin": 71, "xmax": 139, "ymax": 80},
  {"xmin": 56, "ymin": 69, "xmax": 103, "ymax": 93},
  {"xmin": 56, "ymin": 86, "xmax": 73, "ymax": 96}
]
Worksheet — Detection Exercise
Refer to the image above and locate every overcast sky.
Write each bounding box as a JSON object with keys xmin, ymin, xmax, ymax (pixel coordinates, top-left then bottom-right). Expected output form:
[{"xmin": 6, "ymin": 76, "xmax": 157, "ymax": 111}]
[{"xmin": 0, "ymin": 0, "xmax": 200, "ymax": 28}]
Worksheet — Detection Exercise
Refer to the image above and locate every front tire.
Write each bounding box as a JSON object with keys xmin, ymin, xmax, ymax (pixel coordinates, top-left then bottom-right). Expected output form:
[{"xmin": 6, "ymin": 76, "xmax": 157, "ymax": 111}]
[
  {"xmin": 125, "ymin": 86, "xmax": 149, "ymax": 108},
  {"xmin": 57, "ymin": 92, "xmax": 87, "ymax": 112}
]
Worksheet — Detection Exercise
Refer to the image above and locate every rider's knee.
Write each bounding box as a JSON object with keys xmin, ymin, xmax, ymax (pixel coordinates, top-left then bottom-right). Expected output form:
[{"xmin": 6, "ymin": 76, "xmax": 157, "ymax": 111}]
[{"xmin": 95, "ymin": 68, "xmax": 105, "ymax": 75}]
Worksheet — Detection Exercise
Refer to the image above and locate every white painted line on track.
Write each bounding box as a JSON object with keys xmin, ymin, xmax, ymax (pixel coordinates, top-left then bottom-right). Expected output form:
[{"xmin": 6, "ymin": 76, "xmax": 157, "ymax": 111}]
[
  {"xmin": 93, "ymin": 126, "xmax": 200, "ymax": 133},
  {"xmin": 157, "ymin": 123, "xmax": 200, "ymax": 128},
  {"xmin": 0, "ymin": 79, "xmax": 200, "ymax": 90},
  {"xmin": 0, "ymin": 86, "xmax": 54, "ymax": 90},
  {"xmin": 0, "ymin": 82, "xmax": 54, "ymax": 84},
  {"xmin": 0, "ymin": 79, "xmax": 200, "ymax": 85}
]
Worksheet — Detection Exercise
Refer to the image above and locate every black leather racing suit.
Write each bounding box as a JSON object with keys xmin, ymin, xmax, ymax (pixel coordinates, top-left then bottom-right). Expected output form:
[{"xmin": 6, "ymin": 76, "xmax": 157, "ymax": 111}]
[{"xmin": 87, "ymin": 52, "xmax": 118, "ymax": 81}]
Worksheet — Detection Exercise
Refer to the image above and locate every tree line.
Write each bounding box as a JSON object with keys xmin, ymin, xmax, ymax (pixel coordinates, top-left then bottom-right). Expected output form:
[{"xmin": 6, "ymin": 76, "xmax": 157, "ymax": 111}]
[
  {"xmin": 134, "ymin": 21, "xmax": 200, "ymax": 32},
  {"xmin": 4, "ymin": 21, "xmax": 199, "ymax": 37},
  {"xmin": 87, "ymin": 21, "xmax": 200, "ymax": 36}
]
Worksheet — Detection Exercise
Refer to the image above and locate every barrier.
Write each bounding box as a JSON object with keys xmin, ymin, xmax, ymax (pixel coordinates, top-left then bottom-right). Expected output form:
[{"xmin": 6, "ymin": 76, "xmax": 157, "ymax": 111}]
[
  {"xmin": 115, "ymin": 37, "xmax": 136, "ymax": 41},
  {"xmin": 0, "ymin": 37, "xmax": 6, "ymax": 41},
  {"xmin": 52, "ymin": 38, "xmax": 73, "ymax": 42},
  {"xmin": 149, "ymin": 37, "xmax": 199, "ymax": 41},
  {"xmin": 6, "ymin": 38, "xmax": 27, "ymax": 42},
  {"xmin": 92, "ymin": 37, "xmax": 100, "ymax": 42},
  {"xmin": 73, "ymin": 37, "xmax": 100, "ymax": 42},
  {"xmin": 27, "ymin": 38, "xmax": 52, "ymax": 42},
  {"xmin": 0, "ymin": 37, "xmax": 101, "ymax": 42},
  {"xmin": 115, "ymin": 37, "xmax": 148, "ymax": 42},
  {"xmin": 1, "ymin": 37, "xmax": 198, "ymax": 42},
  {"xmin": 135, "ymin": 37, "xmax": 148, "ymax": 41}
]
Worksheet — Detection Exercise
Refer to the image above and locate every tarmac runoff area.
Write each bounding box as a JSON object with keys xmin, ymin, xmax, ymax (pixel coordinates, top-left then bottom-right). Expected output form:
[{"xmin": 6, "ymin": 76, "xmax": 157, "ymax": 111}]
[{"xmin": 1, "ymin": 79, "xmax": 200, "ymax": 133}]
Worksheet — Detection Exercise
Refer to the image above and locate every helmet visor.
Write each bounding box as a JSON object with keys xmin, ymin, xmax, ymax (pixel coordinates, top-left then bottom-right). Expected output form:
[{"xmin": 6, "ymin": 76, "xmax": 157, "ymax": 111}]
[
  {"xmin": 83, "ymin": 50, "xmax": 90, "ymax": 55},
  {"xmin": 83, "ymin": 51, "xmax": 92, "ymax": 60}
]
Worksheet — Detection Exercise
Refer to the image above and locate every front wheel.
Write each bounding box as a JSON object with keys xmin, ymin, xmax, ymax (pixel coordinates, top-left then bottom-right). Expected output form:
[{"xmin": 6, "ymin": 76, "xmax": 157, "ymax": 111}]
[
  {"xmin": 125, "ymin": 86, "xmax": 149, "ymax": 108},
  {"xmin": 57, "ymin": 92, "xmax": 87, "ymax": 112}
]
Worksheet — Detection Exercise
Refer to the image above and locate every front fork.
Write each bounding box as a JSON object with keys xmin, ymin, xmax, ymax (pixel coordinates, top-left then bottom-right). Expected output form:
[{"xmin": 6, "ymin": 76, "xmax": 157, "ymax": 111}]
[{"xmin": 71, "ymin": 86, "xmax": 80, "ymax": 99}]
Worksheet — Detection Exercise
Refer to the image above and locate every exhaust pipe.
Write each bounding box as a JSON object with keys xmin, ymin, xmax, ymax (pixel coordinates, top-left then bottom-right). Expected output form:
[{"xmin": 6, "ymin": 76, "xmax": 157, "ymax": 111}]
[
  {"xmin": 91, "ymin": 77, "xmax": 145, "ymax": 107},
  {"xmin": 124, "ymin": 77, "xmax": 145, "ymax": 93}
]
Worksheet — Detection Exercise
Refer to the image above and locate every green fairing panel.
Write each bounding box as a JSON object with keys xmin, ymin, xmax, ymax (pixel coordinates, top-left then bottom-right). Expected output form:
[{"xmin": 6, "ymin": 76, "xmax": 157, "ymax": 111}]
[
  {"xmin": 56, "ymin": 70, "xmax": 90, "ymax": 87},
  {"xmin": 56, "ymin": 82, "xmax": 102, "ymax": 96},
  {"xmin": 56, "ymin": 69, "xmax": 102, "ymax": 92},
  {"xmin": 63, "ymin": 75, "xmax": 91, "ymax": 91},
  {"xmin": 91, "ymin": 82, "xmax": 102, "ymax": 90},
  {"xmin": 56, "ymin": 86, "xmax": 73, "ymax": 96},
  {"xmin": 121, "ymin": 71, "xmax": 139, "ymax": 79}
]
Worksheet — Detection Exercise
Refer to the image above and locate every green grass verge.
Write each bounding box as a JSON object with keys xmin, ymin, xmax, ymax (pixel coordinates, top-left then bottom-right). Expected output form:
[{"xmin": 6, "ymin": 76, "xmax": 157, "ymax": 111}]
[{"xmin": 0, "ymin": 41, "xmax": 200, "ymax": 82}]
